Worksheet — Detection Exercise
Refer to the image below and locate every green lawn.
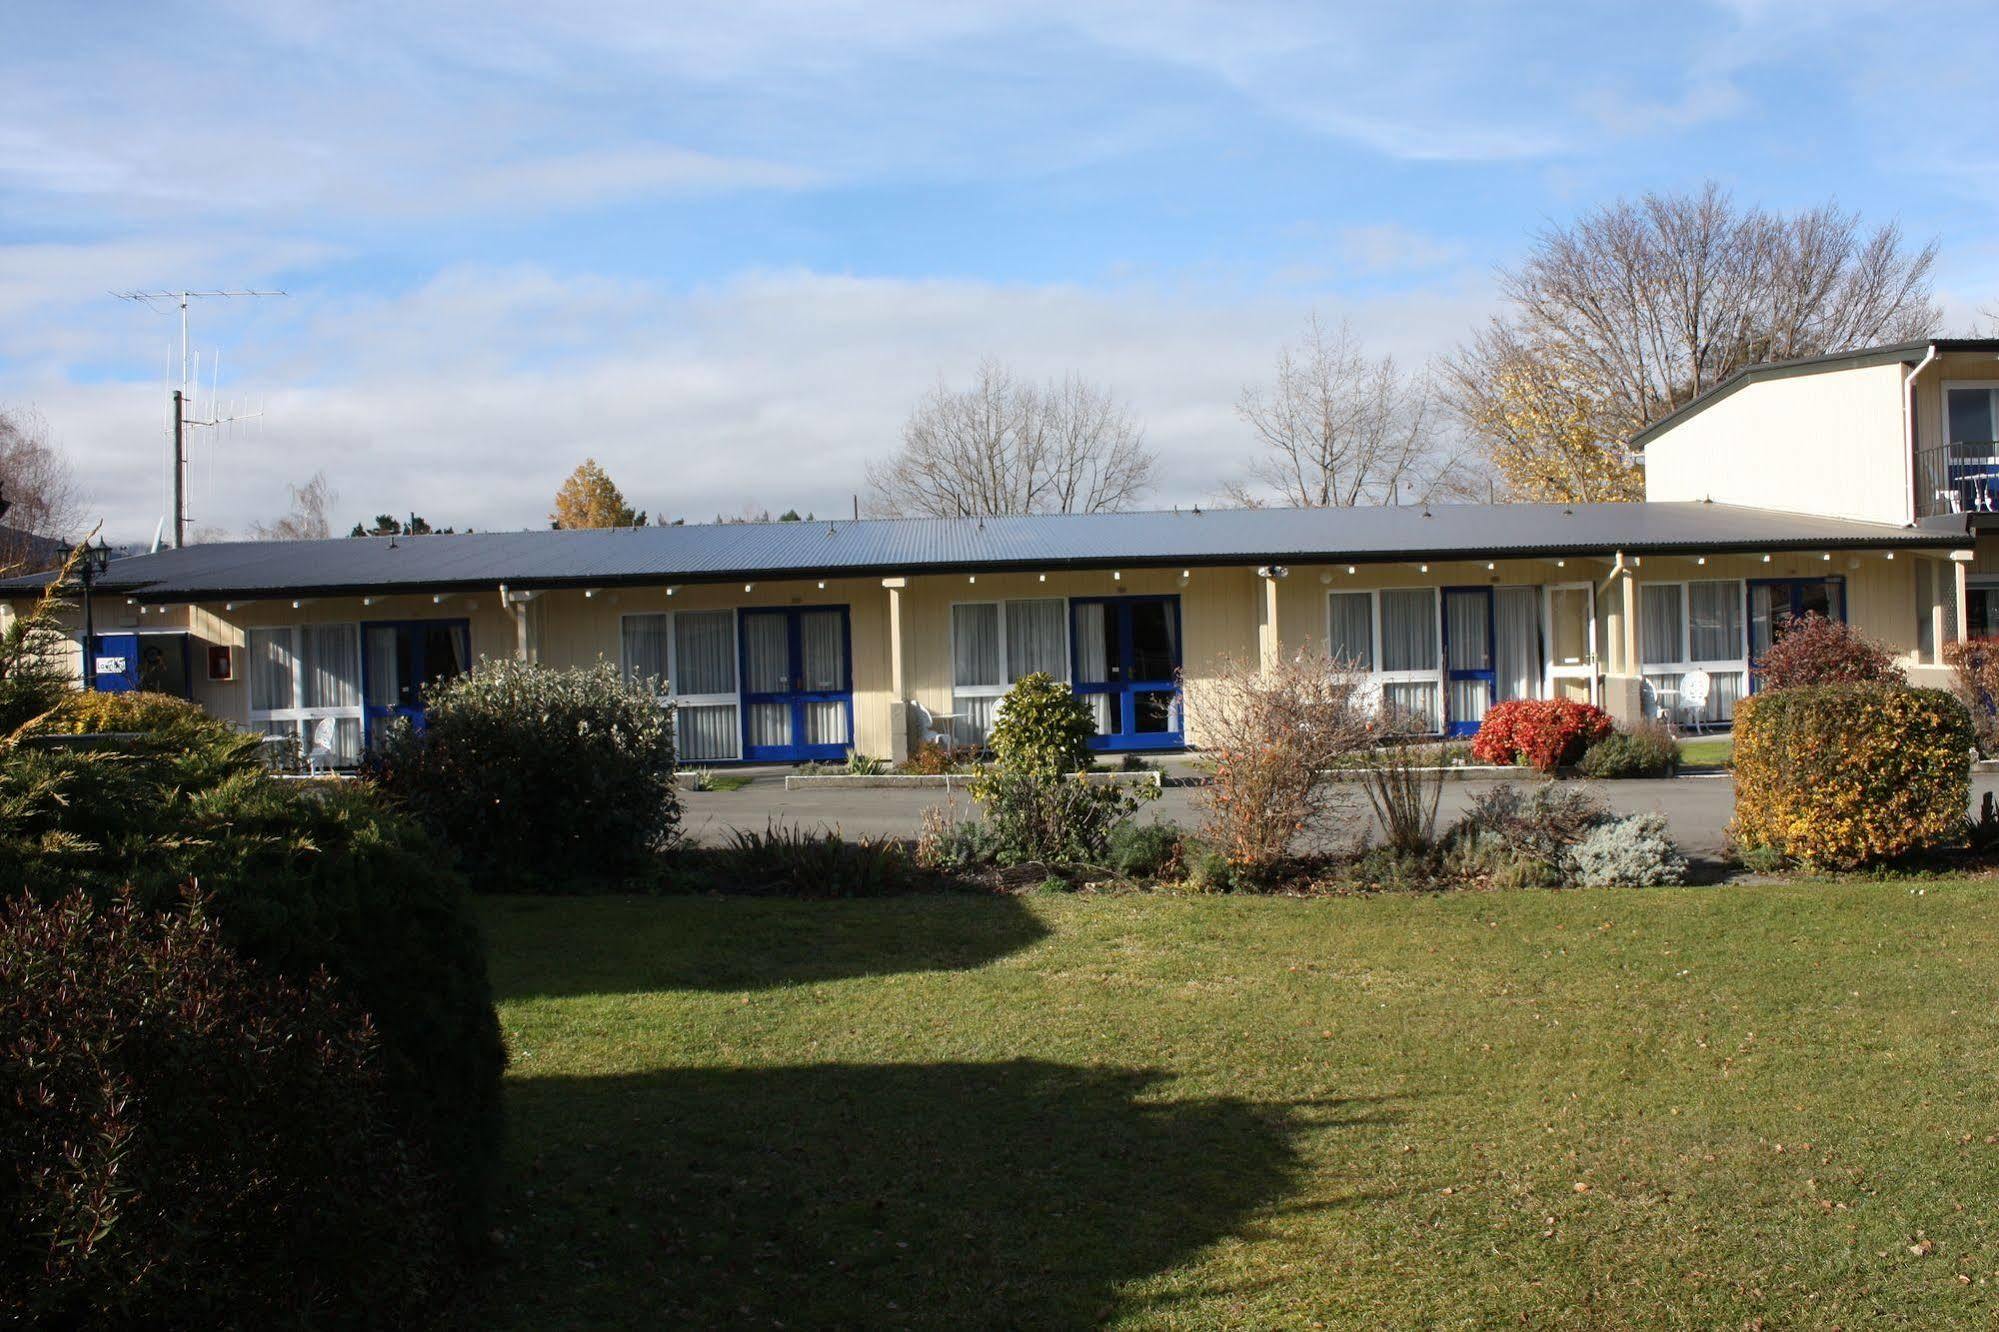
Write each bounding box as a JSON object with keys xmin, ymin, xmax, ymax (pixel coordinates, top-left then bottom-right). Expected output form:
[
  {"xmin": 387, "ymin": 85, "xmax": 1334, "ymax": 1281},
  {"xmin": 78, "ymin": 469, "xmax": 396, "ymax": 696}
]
[
  {"xmin": 1678, "ymin": 734, "xmax": 1734, "ymax": 770},
  {"xmin": 475, "ymin": 882, "xmax": 1999, "ymax": 1328}
]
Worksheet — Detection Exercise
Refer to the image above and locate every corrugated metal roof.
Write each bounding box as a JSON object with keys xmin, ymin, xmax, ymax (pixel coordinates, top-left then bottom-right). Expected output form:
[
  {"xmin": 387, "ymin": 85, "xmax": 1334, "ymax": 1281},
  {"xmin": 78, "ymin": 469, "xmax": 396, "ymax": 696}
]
[{"xmin": 6, "ymin": 502, "xmax": 1963, "ymax": 602}]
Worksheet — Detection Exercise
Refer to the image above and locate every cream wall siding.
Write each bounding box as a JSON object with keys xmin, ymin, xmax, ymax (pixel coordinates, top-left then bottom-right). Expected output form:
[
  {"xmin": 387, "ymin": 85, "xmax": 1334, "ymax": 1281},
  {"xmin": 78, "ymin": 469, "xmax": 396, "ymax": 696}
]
[
  {"xmin": 897, "ymin": 567, "xmax": 1260, "ymax": 750},
  {"xmin": 533, "ymin": 579, "xmax": 895, "ymax": 757},
  {"xmin": 1912, "ymin": 351, "xmax": 1999, "ymax": 456},
  {"xmin": 1643, "ymin": 362, "xmax": 1911, "ymax": 524},
  {"xmin": 181, "ymin": 592, "xmax": 513, "ymax": 728}
]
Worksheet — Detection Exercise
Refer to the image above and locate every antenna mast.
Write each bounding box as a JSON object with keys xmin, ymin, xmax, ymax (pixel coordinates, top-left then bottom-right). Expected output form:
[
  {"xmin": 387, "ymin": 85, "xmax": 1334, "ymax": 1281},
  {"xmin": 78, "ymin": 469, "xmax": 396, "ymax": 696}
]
[{"xmin": 113, "ymin": 288, "xmax": 286, "ymax": 547}]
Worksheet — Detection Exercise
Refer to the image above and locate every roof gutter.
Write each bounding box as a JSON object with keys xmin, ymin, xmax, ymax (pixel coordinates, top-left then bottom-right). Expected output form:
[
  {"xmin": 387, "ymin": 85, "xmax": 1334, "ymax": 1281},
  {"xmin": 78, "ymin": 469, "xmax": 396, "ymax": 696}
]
[{"xmin": 1903, "ymin": 342, "xmax": 1939, "ymax": 525}]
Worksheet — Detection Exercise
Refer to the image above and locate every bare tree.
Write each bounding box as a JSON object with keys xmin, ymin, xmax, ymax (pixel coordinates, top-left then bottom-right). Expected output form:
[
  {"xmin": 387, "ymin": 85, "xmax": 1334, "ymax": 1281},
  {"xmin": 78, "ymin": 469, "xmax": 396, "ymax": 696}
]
[
  {"xmin": 250, "ymin": 471, "xmax": 338, "ymax": 541},
  {"xmin": 867, "ymin": 360, "xmax": 1155, "ymax": 517},
  {"xmin": 1446, "ymin": 182, "xmax": 1939, "ymax": 498},
  {"xmin": 1225, "ymin": 317, "xmax": 1466, "ymax": 509},
  {"xmin": 0, "ymin": 408, "xmax": 84, "ymax": 567}
]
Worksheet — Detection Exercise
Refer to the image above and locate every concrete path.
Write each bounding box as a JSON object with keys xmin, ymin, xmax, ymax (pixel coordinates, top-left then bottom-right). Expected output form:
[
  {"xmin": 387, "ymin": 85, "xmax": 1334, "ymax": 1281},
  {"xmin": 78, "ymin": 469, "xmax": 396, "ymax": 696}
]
[{"xmin": 681, "ymin": 770, "xmax": 1999, "ymax": 858}]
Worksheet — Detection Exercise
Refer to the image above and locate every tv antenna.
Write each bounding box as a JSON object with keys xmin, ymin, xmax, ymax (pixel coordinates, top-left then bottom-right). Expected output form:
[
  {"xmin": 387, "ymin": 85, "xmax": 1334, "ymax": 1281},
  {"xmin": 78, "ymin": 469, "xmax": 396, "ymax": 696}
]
[{"xmin": 113, "ymin": 288, "xmax": 286, "ymax": 547}]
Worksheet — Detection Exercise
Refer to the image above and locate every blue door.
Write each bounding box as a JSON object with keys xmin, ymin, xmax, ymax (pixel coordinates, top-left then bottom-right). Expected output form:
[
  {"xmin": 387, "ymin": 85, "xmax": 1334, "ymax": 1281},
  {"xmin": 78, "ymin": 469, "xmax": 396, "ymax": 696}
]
[
  {"xmin": 739, "ymin": 606, "xmax": 853, "ymax": 762},
  {"xmin": 87, "ymin": 633, "xmax": 142, "ymax": 693},
  {"xmin": 1748, "ymin": 577, "xmax": 1844, "ymax": 663},
  {"xmin": 1070, "ymin": 595, "xmax": 1183, "ymax": 751},
  {"xmin": 361, "ymin": 619, "xmax": 471, "ymax": 747},
  {"xmin": 1442, "ymin": 587, "xmax": 1496, "ymax": 737}
]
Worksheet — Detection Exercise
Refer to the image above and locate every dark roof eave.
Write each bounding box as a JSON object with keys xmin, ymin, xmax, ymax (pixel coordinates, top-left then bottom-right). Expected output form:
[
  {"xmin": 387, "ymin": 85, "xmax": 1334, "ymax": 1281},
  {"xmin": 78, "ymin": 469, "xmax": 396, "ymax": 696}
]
[{"xmin": 45, "ymin": 533, "xmax": 1967, "ymax": 605}]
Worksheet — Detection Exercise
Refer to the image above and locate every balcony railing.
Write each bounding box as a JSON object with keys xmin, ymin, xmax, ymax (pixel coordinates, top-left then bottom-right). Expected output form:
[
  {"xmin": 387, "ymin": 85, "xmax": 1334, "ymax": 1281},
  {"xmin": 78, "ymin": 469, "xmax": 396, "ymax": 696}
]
[{"xmin": 1916, "ymin": 440, "xmax": 1999, "ymax": 518}]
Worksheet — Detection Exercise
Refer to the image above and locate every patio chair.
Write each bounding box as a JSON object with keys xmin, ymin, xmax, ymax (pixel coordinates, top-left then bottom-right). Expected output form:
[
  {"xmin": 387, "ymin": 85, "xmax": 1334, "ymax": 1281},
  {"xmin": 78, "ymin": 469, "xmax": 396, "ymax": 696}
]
[
  {"xmin": 908, "ymin": 701, "xmax": 956, "ymax": 750},
  {"xmin": 1677, "ymin": 669, "xmax": 1711, "ymax": 735},
  {"xmin": 306, "ymin": 716, "xmax": 340, "ymax": 775}
]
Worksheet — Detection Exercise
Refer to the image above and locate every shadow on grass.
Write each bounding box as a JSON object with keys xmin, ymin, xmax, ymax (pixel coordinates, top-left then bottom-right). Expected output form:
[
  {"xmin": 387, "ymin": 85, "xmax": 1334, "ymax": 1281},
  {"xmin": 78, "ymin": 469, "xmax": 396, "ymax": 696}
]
[
  {"xmin": 480, "ymin": 1060, "xmax": 1377, "ymax": 1329},
  {"xmin": 481, "ymin": 894, "xmax": 1051, "ymax": 1000}
]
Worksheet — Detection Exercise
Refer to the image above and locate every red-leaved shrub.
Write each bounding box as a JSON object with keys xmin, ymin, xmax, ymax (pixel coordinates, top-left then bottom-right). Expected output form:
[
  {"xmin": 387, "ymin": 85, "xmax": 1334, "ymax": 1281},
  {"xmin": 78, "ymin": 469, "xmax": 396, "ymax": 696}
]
[
  {"xmin": 1752, "ymin": 613, "xmax": 1902, "ymax": 691},
  {"xmin": 1472, "ymin": 699, "xmax": 1614, "ymax": 773},
  {"xmin": 0, "ymin": 889, "xmax": 446, "ymax": 1326}
]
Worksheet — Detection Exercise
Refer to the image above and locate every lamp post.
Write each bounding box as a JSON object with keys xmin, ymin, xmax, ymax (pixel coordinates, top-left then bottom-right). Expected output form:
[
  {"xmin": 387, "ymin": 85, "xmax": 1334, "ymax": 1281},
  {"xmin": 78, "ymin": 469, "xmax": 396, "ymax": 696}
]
[{"xmin": 78, "ymin": 535, "xmax": 111, "ymax": 693}]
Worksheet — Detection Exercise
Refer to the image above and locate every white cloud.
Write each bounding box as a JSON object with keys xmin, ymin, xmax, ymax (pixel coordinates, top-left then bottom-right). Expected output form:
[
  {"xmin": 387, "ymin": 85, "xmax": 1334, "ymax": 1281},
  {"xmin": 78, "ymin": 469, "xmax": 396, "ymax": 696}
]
[{"xmin": 19, "ymin": 266, "xmax": 1494, "ymax": 541}]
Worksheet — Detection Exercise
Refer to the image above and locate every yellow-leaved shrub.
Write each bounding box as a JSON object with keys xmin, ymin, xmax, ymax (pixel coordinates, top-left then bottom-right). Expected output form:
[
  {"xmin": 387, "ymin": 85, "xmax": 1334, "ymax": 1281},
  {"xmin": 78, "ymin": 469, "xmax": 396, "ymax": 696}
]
[{"xmin": 1731, "ymin": 683, "xmax": 1973, "ymax": 869}]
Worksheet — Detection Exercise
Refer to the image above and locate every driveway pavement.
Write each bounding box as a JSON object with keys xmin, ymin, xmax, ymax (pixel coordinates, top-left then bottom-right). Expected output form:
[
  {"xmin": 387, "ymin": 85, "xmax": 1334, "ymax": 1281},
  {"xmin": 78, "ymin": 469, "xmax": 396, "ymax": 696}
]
[{"xmin": 681, "ymin": 770, "xmax": 1999, "ymax": 858}]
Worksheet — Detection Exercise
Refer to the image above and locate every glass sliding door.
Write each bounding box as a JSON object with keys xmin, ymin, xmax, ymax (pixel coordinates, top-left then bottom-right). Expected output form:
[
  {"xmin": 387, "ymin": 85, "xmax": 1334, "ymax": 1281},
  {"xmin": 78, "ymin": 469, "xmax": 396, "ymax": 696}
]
[
  {"xmin": 738, "ymin": 606, "xmax": 852, "ymax": 762},
  {"xmin": 1377, "ymin": 587, "xmax": 1442, "ymax": 732},
  {"xmin": 1442, "ymin": 587, "xmax": 1495, "ymax": 736},
  {"xmin": 361, "ymin": 619, "xmax": 470, "ymax": 748},
  {"xmin": 621, "ymin": 610, "xmax": 741, "ymax": 761},
  {"xmin": 1749, "ymin": 578, "xmax": 1845, "ymax": 663},
  {"xmin": 1493, "ymin": 587, "xmax": 1542, "ymax": 704},
  {"xmin": 1069, "ymin": 595, "xmax": 1182, "ymax": 751},
  {"xmin": 250, "ymin": 623, "xmax": 369, "ymax": 764},
  {"xmin": 949, "ymin": 598, "xmax": 1068, "ymax": 742}
]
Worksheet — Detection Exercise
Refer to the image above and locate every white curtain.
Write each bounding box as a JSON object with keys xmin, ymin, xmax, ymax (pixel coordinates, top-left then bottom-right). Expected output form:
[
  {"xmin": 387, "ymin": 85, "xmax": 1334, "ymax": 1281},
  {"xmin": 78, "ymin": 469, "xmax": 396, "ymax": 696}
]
[
  {"xmin": 747, "ymin": 702, "xmax": 790, "ymax": 747},
  {"xmin": 302, "ymin": 624, "xmax": 360, "ymax": 709},
  {"xmin": 1382, "ymin": 681, "xmax": 1441, "ymax": 731},
  {"xmin": 1494, "ymin": 587, "xmax": 1540, "ymax": 702},
  {"xmin": 1640, "ymin": 585, "xmax": 1683, "ymax": 666},
  {"xmin": 247, "ymin": 627, "xmax": 295, "ymax": 711},
  {"xmin": 1071, "ymin": 602, "xmax": 1110, "ymax": 683},
  {"xmin": 952, "ymin": 604, "xmax": 1002, "ymax": 688},
  {"xmin": 743, "ymin": 615, "xmax": 789, "ymax": 694},
  {"xmin": 622, "ymin": 614, "xmax": 671, "ymax": 688},
  {"xmin": 1687, "ymin": 581, "xmax": 1742, "ymax": 662},
  {"xmin": 673, "ymin": 611, "xmax": 736, "ymax": 696},
  {"xmin": 1380, "ymin": 589, "xmax": 1437, "ymax": 672},
  {"xmin": 1328, "ymin": 592, "xmax": 1372, "ymax": 670},
  {"xmin": 1005, "ymin": 599, "xmax": 1066, "ymax": 679},
  {"xmin": 677, "ymin": 703, "xmax": 738, "ymax": 761},
  {"xmin": 365, "ymin": 625, "xmax": 399, "ymax": 707},
  {"xmin": 805, "ymin": 700, "xmax": 848, "ymax": 745},
  {"xmin": 800, "ymin": 611, "xmax": 845, "ymax": 691}
]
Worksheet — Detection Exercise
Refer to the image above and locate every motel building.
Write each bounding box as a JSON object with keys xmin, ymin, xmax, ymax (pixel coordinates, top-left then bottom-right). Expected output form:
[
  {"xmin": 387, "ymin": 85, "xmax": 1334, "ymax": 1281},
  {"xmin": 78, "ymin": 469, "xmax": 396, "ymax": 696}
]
[{"xmin": 14, "ymin": 336, "xmax": 1999, "ymax": 767}]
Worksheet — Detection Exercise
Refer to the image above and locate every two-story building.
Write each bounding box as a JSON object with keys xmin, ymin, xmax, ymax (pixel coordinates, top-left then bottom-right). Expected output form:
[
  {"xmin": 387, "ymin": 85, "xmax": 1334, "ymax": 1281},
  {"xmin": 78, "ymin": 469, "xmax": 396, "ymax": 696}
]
[{"xmin": 13, "ymin": 337, "xmax": 1991, "ymax": 765}]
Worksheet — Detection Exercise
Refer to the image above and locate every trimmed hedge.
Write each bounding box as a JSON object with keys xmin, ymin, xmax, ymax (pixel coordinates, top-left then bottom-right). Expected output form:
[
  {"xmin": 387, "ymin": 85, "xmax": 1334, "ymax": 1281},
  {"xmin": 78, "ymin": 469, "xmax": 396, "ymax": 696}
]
[
  {"xmin": 1470, "ymin": 699, "xmax": 1614, "ymax": 772},
  {"xmin": 368, "ymin": 660, "xmax": 679, "ymax": 889},
  {"xmin": 1731, "ymin": 683, "xmax": 1973, "ymax": 868},
  {"xmin": 2, "ymin": 890, "xmax": 445, "ymax": 1325}
]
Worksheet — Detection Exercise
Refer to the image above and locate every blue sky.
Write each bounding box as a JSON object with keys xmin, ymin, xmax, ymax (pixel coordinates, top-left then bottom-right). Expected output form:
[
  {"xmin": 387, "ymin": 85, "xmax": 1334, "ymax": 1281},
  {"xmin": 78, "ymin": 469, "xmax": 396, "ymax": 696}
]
[{"xmin": 3, "ymin": 0, "xmax": 1997, "ymax": 540}]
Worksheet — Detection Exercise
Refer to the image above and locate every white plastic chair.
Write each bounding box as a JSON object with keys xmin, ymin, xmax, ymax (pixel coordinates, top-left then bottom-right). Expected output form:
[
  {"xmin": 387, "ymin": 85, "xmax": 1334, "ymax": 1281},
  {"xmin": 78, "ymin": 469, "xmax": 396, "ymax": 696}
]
[
  {"xmin": 306, "ymin": 716, "xmax": 340, "ymax": 775},
  {"xmin": 908, "ymin": 701, "xmax": 954, "ymax": 749},
  {"xmin": 1678, "ymin": 669, "xmax": 1711, "ymax": 734}
]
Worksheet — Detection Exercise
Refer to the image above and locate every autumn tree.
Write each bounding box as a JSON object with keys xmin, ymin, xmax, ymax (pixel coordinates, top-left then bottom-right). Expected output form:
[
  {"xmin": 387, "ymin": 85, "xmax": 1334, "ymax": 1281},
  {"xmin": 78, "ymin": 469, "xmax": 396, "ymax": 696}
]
[
  {"xmin": 1466, "ymin": 354, "xmax": 1642, "ymax": 502},
  {"xmin": 249, "ymin": 471, "xmax": 336, "ymax": 540},
  {"xmin": 867, "ymin": 359, "xmax": 1155, "ymax": 517},
  {"xmin": 1225, "ymin": 316, "xmax": 1467, "ymax": 508},
  {"xmin": 1446, "ymin": 182, "xmax": 1938, "ymax": 501},
  {"xmin": 551, "ymin": 459, "xmax": 641, "ymax": 529},
  {"xmin": 0, "ymin": 407, "xmax": 83, "ymax": 567}
]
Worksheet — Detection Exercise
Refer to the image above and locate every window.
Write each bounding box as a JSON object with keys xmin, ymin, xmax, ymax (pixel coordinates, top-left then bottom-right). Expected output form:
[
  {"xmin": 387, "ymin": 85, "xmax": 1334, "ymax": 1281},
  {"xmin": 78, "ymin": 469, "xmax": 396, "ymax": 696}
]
[
  {"xmin": 1638, "ymin": 580, "xmax": 1745, "ymax": 727},
  {"xmin": 1918, "ymin": 560, "xmax": 1963, "ymax": 661},
  {"xmin": 621, "ymin": 610, "xmax": 740, "ymax": 761},
  {"xmin": 1325, "ymin": 587, "xmax": 1443, "ymax": 733},
  {"xmin": 1947, "ymin": 384, "xmax": 1999, "ymax": 455},
  {"xmin": 247, "ymin": 624, "xmax": 364, "ymax": 764},
  {"xmin": 950, "ymin": 598, "xmax": 1068, "ymax": 740}
]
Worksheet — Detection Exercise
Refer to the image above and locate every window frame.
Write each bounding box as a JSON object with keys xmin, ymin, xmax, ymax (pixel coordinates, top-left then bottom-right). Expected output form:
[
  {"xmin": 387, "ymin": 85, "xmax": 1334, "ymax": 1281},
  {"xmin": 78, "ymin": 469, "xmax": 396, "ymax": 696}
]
[
  {"xmin": 1637, "ymin": 578, "xmax": 1749, "ymax": 726},
  {"xmin": 246, "ymin": 623, "xmax": 366, "ymax": 763},
  {"xmin": 1325, "ymin": 586, "xmax": 1445, "ymax": 734},
  {"xmin": 1943, "ymin": 380, "xmax": 1999, "ymax": 452},
  {"xmin": 948, "ymin": 596, "xmax": 1072, "ymax": 724},
  {"xmin": 619, "ymin": 608, "xmax": 742, "ymax": 761}
]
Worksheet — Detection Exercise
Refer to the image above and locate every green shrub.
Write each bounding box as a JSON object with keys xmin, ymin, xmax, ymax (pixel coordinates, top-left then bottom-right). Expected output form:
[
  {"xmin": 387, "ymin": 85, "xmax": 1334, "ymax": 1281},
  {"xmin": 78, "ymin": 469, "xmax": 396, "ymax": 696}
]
[
  {"xmin": 1438, "ymin": 829, "xmax": 1556, "ymax": 890},
  {"xmin": 1451, "ymin": 783, "xmax": 1613, "ymax": 868},
  {"xmin": 1181, "ymin": 843, "xmax": 1237, "ymax": 893},
  {"xmin": 368, "ymin": 660, "xmax": 680, "ymax": 888},
  {"xmin": 0, "ymin": 745, "xmax": 504, "ymax": 1251},
  {"xmin": 0, "ymin": 555, "xmax": 78, "ymax": 735},
  {"xmin": 1107, "ymin": 821, "xmax": 1182, "ymax": 879},
  {"xmin": 1568, "ymin": 813, "xmax": 1687, "ymax": 887},
  {"xmin": 708, "ymin": 820, "xmax": 916, "ymax": 897},
  {"xmin": 970, "ymin": 767, "xmax": 1154, "ymax": 867},
  {"xmin": 1578, "ymin": 722, "xmax": 1682, "ymax": 779},
  {"xmin": 1731, "ymin": 683, "xmax": 1973, "ymax": 868},
  {"xmin": 982, "ymin": 673, "xmax": 1096, "ymax": 777},
  {"xmin": 1, "ymin": 890, "xmax": 446, "ymax": 1326}
]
